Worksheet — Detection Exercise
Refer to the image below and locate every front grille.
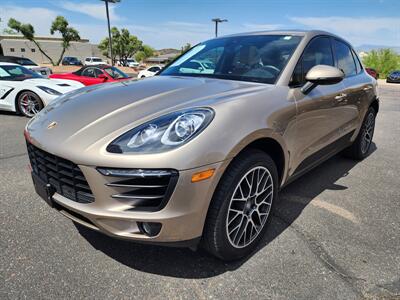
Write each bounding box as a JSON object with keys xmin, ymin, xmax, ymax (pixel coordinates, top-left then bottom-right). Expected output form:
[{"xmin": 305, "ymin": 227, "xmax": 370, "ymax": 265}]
[
  {"xmin": 98, "ymin": 168, "xmax": 178, "ymax": 211},
  {"xmin": 27, "ymin": 142, "xmax": 94, "ymax": 204}
]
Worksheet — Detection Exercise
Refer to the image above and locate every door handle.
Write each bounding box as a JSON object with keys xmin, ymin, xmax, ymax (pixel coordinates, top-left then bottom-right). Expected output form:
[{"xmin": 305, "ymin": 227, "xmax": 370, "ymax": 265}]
[
  {"xmin": 363, "ymin": 86, "xmax": 372, "ymax": 91},
  {"xmin": 335, "ymin": 93, "xmax": 347, "ymax": 101}
]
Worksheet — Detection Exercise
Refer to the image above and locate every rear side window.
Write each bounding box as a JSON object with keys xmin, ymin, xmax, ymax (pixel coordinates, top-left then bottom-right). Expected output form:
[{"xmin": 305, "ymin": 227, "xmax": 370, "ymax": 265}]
[
  {"xmin": 333, "ymin": 40, "xmax": 357, "ymax": 77},
  {"xmin": 291, "ymin": 37, "xmax": 334, "ymax": 86},
  {"xmin": 351, "ymin": 50, "xmax": 363, "ymax": 74},
  {"xmin": 94, "ymin": 68, "xmax": 104, "ymax": 77},
  {"xmin": 148, "ymin": 67, "xmax": 159, "ymax": 72},
  {"xmin": 82, "ymin": 68, "xmax": 96, "ymax": 77}
]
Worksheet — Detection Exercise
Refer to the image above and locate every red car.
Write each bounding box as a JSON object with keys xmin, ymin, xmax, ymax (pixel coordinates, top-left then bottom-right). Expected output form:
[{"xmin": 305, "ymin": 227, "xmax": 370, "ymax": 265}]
[
  {"xmin": 365, "ymin": 67, "xmax": 379, "ymax": 80},
  {"xmin": 49, "ymin": 65, "xmax": 131, "ymax": 86}
]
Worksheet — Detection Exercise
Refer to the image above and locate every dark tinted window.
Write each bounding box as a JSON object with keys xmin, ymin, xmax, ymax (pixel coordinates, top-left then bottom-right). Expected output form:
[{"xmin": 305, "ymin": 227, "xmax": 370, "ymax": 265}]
[
  {"xmin": 104, "ymin": 67, "xmax": 129, "ymax": 79},
  {"xmin": 94, "ymin": 68, "xmax": 104, "ymax": 77},
  {"xmin": 291, "ymin": 37, "xmax": 334, "ymax": 86},
  {"xmin": 82, "ymin": 68, "xmax": 96, "ymax": 77},
  {"xmin": 334, "ymin": 40, "xmax": 356, "ymax": 77},
  {"xmin": 148, "ymin": 67, "xmax": 159, "ymax": 72},
  {"xmin": 16, "ymin": 58, "xmax": 37, "ymax": 66},
  {"xmin": 0, "ymin": 65, "xmax": 42, "ymax": 81},
  {"xmin": 351, "ymin": 50, "xmax": 363, "ymax": 74}
]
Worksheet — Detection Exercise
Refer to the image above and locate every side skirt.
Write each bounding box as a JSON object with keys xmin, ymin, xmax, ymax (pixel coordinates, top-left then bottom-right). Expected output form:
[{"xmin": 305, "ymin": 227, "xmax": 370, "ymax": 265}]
[{"xmin": 283, "ymin": 130, "xmax": 355, "ymax": 187}]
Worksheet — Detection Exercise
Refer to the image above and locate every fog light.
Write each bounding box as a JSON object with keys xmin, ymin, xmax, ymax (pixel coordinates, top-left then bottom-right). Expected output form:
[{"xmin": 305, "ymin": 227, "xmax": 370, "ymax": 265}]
[{"xmin": 138, "ymin": 222, "xmax": 162, "ymax": 237}]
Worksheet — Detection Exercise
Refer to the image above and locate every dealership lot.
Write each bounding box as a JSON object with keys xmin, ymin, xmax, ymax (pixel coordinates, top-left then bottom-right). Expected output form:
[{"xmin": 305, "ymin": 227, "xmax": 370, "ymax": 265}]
[{"xmin": 1, "ymin": 84, "xmax": 399, "ymax": 299}]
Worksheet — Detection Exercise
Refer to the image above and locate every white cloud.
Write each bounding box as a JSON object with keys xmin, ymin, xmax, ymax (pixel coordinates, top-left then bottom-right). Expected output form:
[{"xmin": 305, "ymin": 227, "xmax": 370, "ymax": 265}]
[
  {"xmin": 59, "ymin": 1, "xmax": 123, "ymax": 21},
  {"xmin": 290, "ymin": 16, "xmax": 400, "ymax": 46},
  {"xmin": 0, "ymin": 5, "xmax": 58, "ymax": 36},
  {"xmin": 73, "ymin": 22, "xmax": 213, "ymax": 49}
]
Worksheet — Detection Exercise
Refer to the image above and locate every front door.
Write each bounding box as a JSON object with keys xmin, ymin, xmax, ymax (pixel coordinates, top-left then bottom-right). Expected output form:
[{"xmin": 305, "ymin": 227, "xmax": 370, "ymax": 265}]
[{"xmin": 289, "ymin": 36, "xmax": 348, "ymax": 176}]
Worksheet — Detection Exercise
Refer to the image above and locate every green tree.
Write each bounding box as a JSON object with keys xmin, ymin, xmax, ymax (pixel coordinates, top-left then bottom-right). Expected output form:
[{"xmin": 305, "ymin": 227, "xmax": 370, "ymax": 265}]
[
  {"xmin": 99, "ymin": 27, "xmax": 144, "ymax": 65},
  {"xmin": 50, "ymin": 16, "xmax": 80, "ymax": 65},
  {"xmin": 8, "ymin": 18, "xmax": 55, "ymax": 65},
  {"xmin": 363, "ymin": 49, "xmax": 400, "ymax": 79},
  {"xmin": 8, "ymin": 16, "xmax": 80, "ymax": 66},
  {"xmin": 181, "ymin": 43, "xmax": 191, "ymax": 54},
  {"xmin": 135, "ymin": 45, "xmax": 155, "ymax": 62},
  {"xmin": 3, "ymin": 28, "xmax": 16, "ymax": 34}
]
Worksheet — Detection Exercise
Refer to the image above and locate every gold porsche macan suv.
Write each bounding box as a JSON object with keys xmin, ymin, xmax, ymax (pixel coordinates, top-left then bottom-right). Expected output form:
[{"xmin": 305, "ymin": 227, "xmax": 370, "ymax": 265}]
[{"xmin": 25, "ymin": 30, "xmax": 378, "ymax": 260}]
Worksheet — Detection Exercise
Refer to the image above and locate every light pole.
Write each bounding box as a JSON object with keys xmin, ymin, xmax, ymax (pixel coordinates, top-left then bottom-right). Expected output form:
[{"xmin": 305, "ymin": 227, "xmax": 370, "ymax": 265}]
[
  {"xmin": 100, "ymin": 0, "xmax": 120, "ymax": 65},
  {"xmin": 211, "ymin": 18, "xmax": 228, "ymax": 37}
]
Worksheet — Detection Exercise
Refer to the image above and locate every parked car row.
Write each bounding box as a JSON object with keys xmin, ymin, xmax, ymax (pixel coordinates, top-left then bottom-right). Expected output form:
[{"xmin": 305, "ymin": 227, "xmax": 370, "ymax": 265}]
[{"xmin": 0, "ymin": 56, "xmax": 52, "ymax": 77}]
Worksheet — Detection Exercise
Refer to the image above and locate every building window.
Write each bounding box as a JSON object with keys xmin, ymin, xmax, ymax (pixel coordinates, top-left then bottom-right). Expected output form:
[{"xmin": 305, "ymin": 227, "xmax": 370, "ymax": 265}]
[
  {"xmin": 10, "ymin": 48, "xmax": 15, "ymax": 52},
  {"xmin": 31, "ymin": 48, "xmax": 36, "ymax": 53},
  {"xmin": 21, "ymin": 48, "xmax": 25, "ymax": 52}
]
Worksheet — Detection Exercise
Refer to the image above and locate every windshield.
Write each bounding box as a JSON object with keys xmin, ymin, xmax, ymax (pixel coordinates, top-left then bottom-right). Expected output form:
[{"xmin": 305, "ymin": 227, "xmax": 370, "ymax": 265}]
[
  {"xmin": 0, "ymin": 65, "xmax": 43, "ymax": 81},
  {"xmin": 66, "ymin": 57, "xmax": 79, "ymax": 62},
  {"xmin": 16, "ymin": 58, "xmax": 37, "ymax": 66},
  {"xmin": 160, "ymin": 35, "xmax": 302, "ymax": 84},
  {"xmin": 104, "ymin": 67, "xmax": 130, "ymax": 79}
]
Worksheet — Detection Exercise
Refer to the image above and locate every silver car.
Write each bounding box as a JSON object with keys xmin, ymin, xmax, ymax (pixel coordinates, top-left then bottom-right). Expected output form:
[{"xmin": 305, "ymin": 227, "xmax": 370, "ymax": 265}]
[{"xmin": 25, "ymin": 30, "xmax": 378, "ymax": 260}]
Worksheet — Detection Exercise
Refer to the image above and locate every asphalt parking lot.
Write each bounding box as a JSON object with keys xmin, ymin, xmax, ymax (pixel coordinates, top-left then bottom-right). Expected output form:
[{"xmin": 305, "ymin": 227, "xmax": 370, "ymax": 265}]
[{"xmin": 1, "ymin": 84, "xmax": 399, "ymax": 300}]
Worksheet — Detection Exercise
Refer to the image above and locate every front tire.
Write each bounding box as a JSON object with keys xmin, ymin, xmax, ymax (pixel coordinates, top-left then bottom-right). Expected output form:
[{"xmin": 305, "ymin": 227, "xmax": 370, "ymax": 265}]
[
  {"xmin": 202, "ymin": 149, "xmax": 278, "ymax": 261},
  {"xmin": 343, "ymin": 107, "xmax": 376, "ymax": 160},
  {"xmin": 17, "ymin": 91, "xmax": 44, "ymax": 118}
]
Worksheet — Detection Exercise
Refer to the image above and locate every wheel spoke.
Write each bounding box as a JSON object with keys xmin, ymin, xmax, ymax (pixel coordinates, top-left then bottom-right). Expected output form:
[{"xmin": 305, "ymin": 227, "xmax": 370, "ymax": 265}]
[{"xmin": 226, "ymin": 166, "xmax": 274, "ymax": 248}]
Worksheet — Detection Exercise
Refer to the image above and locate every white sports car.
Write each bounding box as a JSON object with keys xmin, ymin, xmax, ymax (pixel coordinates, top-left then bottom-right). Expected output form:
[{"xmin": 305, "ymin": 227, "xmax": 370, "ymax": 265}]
[
  {"xmin": 138, "ymin": 65, "xmax": 162, "ymax": 78},
  {"xmin": 0, "ymin": 63, "xmax": 84, "ymax": 117}
]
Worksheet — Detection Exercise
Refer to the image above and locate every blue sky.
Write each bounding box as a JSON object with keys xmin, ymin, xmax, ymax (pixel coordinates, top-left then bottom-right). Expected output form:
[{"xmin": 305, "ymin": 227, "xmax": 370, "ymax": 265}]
[{"xmin": 1, "ymin": 0, "xmax": 399, "ymax": 49}]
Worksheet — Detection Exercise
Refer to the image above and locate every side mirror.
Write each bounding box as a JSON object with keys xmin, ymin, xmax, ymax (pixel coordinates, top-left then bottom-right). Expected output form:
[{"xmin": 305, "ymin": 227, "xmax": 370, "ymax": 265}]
[{"xmin": 301, "ymin": 65, "xmax": 344, "ymax": 94}]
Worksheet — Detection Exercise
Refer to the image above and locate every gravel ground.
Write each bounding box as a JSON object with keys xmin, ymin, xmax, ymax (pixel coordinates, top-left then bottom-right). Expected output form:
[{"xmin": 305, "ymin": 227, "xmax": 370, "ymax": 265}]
[{"xmin": 1, "ymin": 84, "xmax": 399, "ymax": 299}]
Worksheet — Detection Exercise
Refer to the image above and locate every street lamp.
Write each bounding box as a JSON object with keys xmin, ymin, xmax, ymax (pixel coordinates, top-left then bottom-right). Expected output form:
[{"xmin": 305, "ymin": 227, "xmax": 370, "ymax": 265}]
[
  {"xmin": 211, "ymin": 18, "xmax": 228, "ymax": 37},
  {"xmin": 100, "ymin": 0, "xmax": 120, "ymax": 66}
]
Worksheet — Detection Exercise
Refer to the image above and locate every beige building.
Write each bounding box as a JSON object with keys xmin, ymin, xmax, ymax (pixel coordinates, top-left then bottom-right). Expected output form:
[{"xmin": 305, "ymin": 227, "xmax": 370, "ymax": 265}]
[{"xmin": 0, "ymin": 35, "xmax": 106, "ymax": 65}]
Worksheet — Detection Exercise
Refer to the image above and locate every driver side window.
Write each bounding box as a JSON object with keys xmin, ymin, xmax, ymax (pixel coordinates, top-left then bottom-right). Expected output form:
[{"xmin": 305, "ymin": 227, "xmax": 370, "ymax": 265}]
[{"xmin": 291, "ymin": 37, "xmax": 334, "ymax": 86}]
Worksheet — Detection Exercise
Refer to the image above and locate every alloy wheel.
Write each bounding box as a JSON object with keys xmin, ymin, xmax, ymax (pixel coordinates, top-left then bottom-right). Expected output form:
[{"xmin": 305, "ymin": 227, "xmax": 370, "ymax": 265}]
[
  {"xmin": 226, "ymin": 166, "xmax": 274, "ymax": 248},
  {"xmin": 19, "ymin": 92, "xmax": 42, "ymax": 117},
  {"xmin": 361, "ymin": 112, "xmax": 375, "ymax": 154}
]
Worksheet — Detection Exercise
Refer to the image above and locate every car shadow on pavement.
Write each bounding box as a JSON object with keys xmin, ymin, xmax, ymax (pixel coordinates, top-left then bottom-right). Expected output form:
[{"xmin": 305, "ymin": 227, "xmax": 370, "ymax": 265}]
[{"xmin": 76, "ymin": 144, "xmax": 376, "ymax": 279}]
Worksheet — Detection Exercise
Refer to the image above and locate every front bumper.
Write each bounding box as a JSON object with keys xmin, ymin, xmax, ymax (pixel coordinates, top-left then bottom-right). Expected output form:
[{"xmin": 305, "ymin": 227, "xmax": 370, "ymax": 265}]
[{"xmin": 47, "ymin": 161, "xmax": 229, "ymax": 244}]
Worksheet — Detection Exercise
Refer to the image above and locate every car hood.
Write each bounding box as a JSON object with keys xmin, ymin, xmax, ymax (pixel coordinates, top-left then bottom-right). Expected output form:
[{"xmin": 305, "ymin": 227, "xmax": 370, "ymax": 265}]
[
  {"xmin": 26, "ymin": 78, "xmax": 84, "ymax": 90},
  {"xmin": 26, "ymin": 76, "xmax": 269, "ymax": 153}
]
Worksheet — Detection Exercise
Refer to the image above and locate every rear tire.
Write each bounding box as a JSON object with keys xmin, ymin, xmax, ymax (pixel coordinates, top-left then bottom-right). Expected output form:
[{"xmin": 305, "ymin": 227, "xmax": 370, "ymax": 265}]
[
  {"xmin": 17, "ymin": 91, "xmax": 44, "ymax": 118},
  {"xmin": 202, "ymin": 149, "xmax": 278, "ymax": 261},
  {"xmin": 342, "ymin": 107, "xmax": 376, "ymax": 160}
]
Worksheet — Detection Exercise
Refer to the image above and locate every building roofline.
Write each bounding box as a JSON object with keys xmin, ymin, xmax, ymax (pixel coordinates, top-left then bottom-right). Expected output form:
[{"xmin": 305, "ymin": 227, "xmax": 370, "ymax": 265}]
[{"xmin": 0, "ymin": 35, "xmax": 90, "ymax": 43}]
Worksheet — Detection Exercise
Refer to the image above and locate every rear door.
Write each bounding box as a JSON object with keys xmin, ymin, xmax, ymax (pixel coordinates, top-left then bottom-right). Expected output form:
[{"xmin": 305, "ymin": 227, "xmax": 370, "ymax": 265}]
[
  {"xmin": 333, "ymin": 39, "xmax": 372, "ymax": 133},
  {"xmin": 289, "ymin": 36, "xmax": 347, "ymax": 176}
]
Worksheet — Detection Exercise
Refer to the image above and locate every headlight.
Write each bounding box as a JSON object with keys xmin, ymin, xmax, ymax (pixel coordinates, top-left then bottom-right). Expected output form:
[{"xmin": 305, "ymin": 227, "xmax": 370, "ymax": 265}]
[
  {"xmin": 37, "ymin": 86, "xmax": 62, "ymax": 95},
  {"xmin": 107, "ymin": 108, "xmax": 214, "ymax": 153}
]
